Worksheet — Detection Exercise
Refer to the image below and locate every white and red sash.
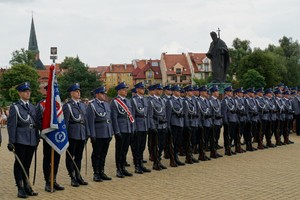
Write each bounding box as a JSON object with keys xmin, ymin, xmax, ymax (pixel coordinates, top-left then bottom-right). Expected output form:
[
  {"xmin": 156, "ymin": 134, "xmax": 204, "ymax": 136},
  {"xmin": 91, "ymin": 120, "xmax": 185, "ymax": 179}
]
[{"xmin": 114, "ymin": 98, "xmax": 135, "ymax": 123}]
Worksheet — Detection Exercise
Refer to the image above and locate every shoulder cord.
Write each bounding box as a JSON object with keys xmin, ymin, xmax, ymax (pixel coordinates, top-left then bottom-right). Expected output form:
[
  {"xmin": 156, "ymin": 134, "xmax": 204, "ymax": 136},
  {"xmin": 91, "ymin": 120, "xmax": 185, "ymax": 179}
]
[
  {"xmin": 246, "ymin": 98, "xmax": 256, "ymax": 111},
  {"xmin": 225, "ymin": 98, "xmax": 235, "ymax": 111},
  {"xmin": 234, "ymin": 98, "xmax": 245, "ymax": 111},
  {"xmin": 197, "ymin": 99, "xmax": 209, "ymax": 115},
  {"xmin": 255, "ymin": 98, "xmax": 266, "ymax": 110},
  {"xmin": 185, "ymin": 100, "xmax": 196, "ymax": 114},
  {"xmin": 13, "ymin": 104, "xmax": 32, "ymax": 123},
  {"xmin": 150, "ymin": 99, "xmax": 163, "ymax": 114},
  {"xmin": 170, "ymin": 99, "xmax": 183, "ymax": 114},
  {"xmin": 114, "ymin": 99, "xmax": 126, "ymax": 115},
  {"xmin": 91, "ymin": 101, "xmax": 107, "ymax": 117},
  {"xmin": 132, "ymin": 97, "xmax": 145, "ymax": 114},
  {"xmin": 67, "ymin": 103, "xmax": 82, "ymax": 122},
  {"xmin": 209, "ymin": 99, "xmax": 220, "ymax": 113}
]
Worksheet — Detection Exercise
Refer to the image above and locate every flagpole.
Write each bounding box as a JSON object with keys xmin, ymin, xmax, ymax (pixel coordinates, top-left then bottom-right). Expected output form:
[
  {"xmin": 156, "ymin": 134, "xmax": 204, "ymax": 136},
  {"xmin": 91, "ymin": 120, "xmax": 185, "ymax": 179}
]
[
  {"xmin": 50, "ymin": 148, "xmax": 55, "ymax": 192},
  {"xmin": 49, "ymin": 48, "xmax": 58, "ymax": 193}
]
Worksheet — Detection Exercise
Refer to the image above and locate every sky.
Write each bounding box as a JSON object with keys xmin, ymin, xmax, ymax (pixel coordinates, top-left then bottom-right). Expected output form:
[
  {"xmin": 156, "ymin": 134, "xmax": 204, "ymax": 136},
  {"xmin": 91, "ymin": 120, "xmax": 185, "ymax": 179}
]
[{"xmin": 0, "ymin": 0, "xmax": 300, "ymax": 68}]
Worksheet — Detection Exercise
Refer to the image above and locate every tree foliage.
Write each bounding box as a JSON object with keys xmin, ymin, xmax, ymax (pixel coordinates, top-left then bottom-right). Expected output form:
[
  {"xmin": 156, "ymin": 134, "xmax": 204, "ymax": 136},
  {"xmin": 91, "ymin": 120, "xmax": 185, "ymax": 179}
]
[
  {"xmin": 9, "ymin": 48, "xmax": 36, "ymax": 67},
  {"xmin": 239, "ymin": 69, "xmax": 266, "ymax": 89},
  {"xmin": 0, "ymin": 64, "xmax": 42, "ymax": 103},
  {"xmin": 58, "ymin": 56, "xmax": 102, "ymax": 100}
]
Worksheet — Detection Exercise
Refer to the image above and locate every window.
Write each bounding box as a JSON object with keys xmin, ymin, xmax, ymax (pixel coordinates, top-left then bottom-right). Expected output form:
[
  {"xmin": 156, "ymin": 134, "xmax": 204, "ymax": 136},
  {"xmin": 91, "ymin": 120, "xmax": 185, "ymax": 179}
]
[
  {"xmin": 176, "ymin": 68, "xmax": 181, "ymax": 74},
  {"xmin": 147, "ymin": 70, "xmax": 153, "ymax": 78},
  {"xmin": 171, "ymin": 75, "xmax": 176, "ymax": 81},
  {"xmin": 151, "ymin": 62, "xmax": 159, "ymax": 67},
  {"xmin": 180, "ymin": 76, "xmax": 186, "ymax": 82}
]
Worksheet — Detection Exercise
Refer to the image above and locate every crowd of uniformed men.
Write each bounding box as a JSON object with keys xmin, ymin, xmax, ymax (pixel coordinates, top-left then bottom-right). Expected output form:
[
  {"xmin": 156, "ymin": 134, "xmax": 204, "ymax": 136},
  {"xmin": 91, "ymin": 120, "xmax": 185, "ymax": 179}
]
[{"xmin": 4, "ymin": 81, "xmax": 300, "ymax": 198}]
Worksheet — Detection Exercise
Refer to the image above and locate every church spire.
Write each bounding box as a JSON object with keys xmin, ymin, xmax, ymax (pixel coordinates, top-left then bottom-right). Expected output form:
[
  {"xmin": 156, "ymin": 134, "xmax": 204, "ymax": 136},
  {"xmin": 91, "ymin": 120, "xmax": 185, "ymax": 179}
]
[
  {"xmin": 28, "ymin": 17, "xmax": 39, "ymax": 53},
  {"xmin": 28, "ymin": 17, "xmax": 45, "ymax": 69}
]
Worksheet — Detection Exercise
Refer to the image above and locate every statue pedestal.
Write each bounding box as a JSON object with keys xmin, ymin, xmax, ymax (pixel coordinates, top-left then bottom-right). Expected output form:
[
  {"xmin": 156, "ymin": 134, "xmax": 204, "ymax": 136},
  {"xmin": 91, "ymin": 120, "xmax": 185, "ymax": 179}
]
[{"xmin": 207, "ymin": 82, "xmax": 231, "ymax": 94}]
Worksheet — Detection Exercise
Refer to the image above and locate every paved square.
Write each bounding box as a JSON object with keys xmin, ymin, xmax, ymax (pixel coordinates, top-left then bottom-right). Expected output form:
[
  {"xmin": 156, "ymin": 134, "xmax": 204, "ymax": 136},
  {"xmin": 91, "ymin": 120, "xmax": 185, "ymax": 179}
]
[{"xmin": 1, "ymin": 128, "xmax": 300, "ymax": 200}]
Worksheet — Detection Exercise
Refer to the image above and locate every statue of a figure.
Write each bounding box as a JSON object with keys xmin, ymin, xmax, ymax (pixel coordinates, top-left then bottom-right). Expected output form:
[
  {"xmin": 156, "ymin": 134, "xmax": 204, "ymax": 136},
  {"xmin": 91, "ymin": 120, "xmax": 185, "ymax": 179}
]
[{"xmin": 206, "ymin": 31, "xmax": 230, "ymax": 83}]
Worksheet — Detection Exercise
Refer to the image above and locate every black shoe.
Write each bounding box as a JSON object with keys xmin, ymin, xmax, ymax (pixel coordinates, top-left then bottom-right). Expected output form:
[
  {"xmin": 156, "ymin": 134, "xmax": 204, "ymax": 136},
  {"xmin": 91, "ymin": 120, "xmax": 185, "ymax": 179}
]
[
  {"xmin": 191, "ymin": 157, "xmax": 199, "ymax": 163},
  {"xmin": 71, "ymin": 178, "xmax": 80, "ymax": 187},
  {"xmin": 125, "ymin": 162, "xmax": 131, "ymax": 167},
  {"xmin": 122, "ymin": 168, "xmax": 133, "ymax": 176},
  {"xmin": 280, "ymin": 141, "xmax": 286, "ymax": 145},
  {"xmin": 142, "ymin": 160, "xmax": 147, "ymax": 163},
  {"xmin": 24, "ymin": 185, "xmax": 38, "ymax": 196},
  {"xmin": 93, "ymin": 173, "xmax": 103, "ymax": 182},
  {"xmin": 100, "ymin": 172, "xmax": 112, "ymax": 180},
  {"xmin": 267, "ymin": 143, "xmax": 276, "ymax": 148},
  {"xmin": 45, "ymin": 182, "xmax": 55, "ymax": 192},
  {"xmin": 217, "ymin": 145, "xmax": 223, "ymax": 149},
  {"xmin": 134, "ymin": 167, "xmax": 144, "ymax": 174},
  {"xmin": 54, "ymin": 182, "xmax": 64, "ymax": 190},
  {"xmin": 216, "ymin": 153, "xmax": 223, "ymax": 158},
  {"xmin": 159, "ymin": 163, "xmax": 167, "ymax": 169},
  {"xmin": 116, "ymin": 170, "xmax": 125, "ymax": 178},
  {"xmin": 176, "ymin": 160, "xmax": 186, "ymax": 166},
  {"xmin": 77, "ymin": 176, "xmax": 88, "ymax": 185},
  {"xmin": 17, "ymin": 188, "xmax": 28, "ymax": 199},
  {"xmin": 140, "ymin": 165, "xmax": 151, "ymax": 172},
  {"xmin": 152, "ymin": 164, "xmax": 162, "ymax": 170},
  {"xmin": 288, "ymin": 140, "xmax": 294, "ymax": 144}
]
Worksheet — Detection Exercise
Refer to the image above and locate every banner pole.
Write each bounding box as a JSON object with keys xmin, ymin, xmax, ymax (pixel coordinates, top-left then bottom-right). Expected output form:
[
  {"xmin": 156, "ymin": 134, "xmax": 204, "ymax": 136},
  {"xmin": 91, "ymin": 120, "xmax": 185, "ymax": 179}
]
[{"xmin": 50, "ymin": 148, "xmax": 55, "ymax": 192}]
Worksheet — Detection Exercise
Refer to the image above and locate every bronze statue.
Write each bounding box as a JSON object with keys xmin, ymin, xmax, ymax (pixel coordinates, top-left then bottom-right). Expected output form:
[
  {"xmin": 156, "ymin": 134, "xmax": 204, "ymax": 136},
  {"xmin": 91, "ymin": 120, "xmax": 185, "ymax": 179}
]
[{"xmin": 206, "ymin": 31, "xmax": 230, "ymax": 83}]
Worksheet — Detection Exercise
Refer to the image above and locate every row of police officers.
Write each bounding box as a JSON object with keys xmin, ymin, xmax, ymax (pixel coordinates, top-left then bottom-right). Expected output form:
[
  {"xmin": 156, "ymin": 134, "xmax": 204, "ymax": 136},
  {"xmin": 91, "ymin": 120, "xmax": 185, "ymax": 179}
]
[{"xmin": 5, "ymin": 81, "xmax": 299, "ymax": 199}]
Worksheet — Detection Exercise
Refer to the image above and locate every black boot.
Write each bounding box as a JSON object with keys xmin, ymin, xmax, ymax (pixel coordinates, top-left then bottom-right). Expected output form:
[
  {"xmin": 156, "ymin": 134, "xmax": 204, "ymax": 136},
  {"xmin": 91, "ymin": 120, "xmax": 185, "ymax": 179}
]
[
  {"xmin": 44, "ymin": 181, "xmax": 54, "ymax": 192},
  {"xmin": 139, "ymin": 160, "xmax": 151, "ymax": 173},
  {"xmin": 70, "ymin": 171, "xmax": 80, "ymax": 187},
  {"xmin": 54, "ymin": 181, "xmax": 64, "ymax": 191},
  {"xmin": 116, "ymin": 164, "xmax": 124, "ymax": 178},
  {"xmin": 93, "ymin": 169, "xmax": 103, "ymax": 182},
  {"xmin": 17, "ymin": 181, "xmax": 28, "ymax": 199},
  {"xmin": 100, "ymin": 170, "xmax": 112, "ymax": 180},
  {"xmin": 76, "ymin": 174, "xmax": 88, "ymax": 185},
  {"xmin": 24, "ymin": 181, "xmax": 38, "ymax": 196},
  {"xmin": 175, "ymin": 154, "xmax": 185, "ymax": 166},
  {"xmin": 122, "ymin": 166, "xmax": 133, "ymax": 177},
  {"xmin": 134, "ymin": 160, "xmax": 143, "ymax": 174}
]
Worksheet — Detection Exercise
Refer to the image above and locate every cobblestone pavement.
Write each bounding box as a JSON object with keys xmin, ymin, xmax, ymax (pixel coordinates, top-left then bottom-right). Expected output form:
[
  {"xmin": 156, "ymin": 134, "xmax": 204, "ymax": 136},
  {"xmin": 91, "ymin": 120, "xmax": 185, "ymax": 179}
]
[{"xmin": 1, "ymin": 128, "xmax": 300, "ymax": 200}]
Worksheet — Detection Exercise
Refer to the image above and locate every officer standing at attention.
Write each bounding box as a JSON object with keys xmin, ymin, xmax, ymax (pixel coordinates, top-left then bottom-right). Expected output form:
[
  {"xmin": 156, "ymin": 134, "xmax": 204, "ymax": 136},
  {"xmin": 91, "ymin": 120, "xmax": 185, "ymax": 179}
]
[
  {"xmin": 63, "ymin": 83, "xmax": 89, "ymax": 187},
  {"xmin": 166, "ymin": 85, "xmax": 185, "ymax": 166},
  {"xmin": 7, "ymin": 82, "xmax": 39, "ymax": 198},
  {"xmin": 148, "ymin": 84, "xmax": 168, "ymax": 169},
  {"xmin": 162, "ymin": 85, "xmax": 172, "ymax": 159},
  {"xmin": 36, "ymin": 85, "xmax": 65, "ymax": 192},
  {"xmin": 86, "ymin": 86, "xmax": 113, "ymax": 182},
  {"xmin": 131, "ymin": 82, "xmax": 151, "ymax": 174},
  {"xmin": 183, "ymin": 85, "xmax": 199, "ymax": 164},
  {"xmin": 111, "ymin": 82, "xmax": 134, "ymax": 178},
  {"xmin": 221, "ymin": 86, "xmax": 237, "ymax": 156}
]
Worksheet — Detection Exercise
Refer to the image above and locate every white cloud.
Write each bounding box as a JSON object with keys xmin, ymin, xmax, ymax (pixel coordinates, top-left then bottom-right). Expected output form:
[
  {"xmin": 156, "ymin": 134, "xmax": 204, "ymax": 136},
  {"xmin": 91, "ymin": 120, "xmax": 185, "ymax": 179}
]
[{"xmin": 0, "ymin": 0, "xmax": 299, "ymax": 67}]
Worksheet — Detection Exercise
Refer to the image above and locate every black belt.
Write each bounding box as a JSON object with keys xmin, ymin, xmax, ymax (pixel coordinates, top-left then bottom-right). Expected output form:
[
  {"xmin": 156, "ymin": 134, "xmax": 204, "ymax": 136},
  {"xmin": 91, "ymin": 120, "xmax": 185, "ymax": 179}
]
[
  {"xmin": 135, "ymin": 116, "xmax": 146, "ymax": 118},
  {"xmin": 17, "ymin": 124, "xmax": 35, "ymax": 129},
  {"xmin": 95, "ymin": 119, "xmax": 111, "ymax": 124},
  {"xmin": 69, "ymin": 121, "xmax": 85, "ymax": 125}
]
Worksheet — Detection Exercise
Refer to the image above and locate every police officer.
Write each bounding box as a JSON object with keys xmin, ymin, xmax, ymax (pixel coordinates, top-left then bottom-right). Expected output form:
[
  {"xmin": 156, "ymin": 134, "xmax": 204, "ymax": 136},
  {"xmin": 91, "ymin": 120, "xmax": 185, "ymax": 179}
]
[
  {"xmin": 209, "ymin": 86, "xmax": 223, "ymax": 152},
  {"xmin": 221, "ymin": 86, "xmax": 237, "ymax": 156},
  {"xmin": 111, "ymin": 82, "xmax": 134, "ymax": 178},
  {"xmin": 7, "ymin": 82, "xmax": 39, "ymax": 198},
  {"xmin": 192, "ymin": 85, "xmax": 200, "ymax": 153},
  {"xmin": 292, "ymin": 88, "xmax": 300, "ymax": 136},
  {"xmin": 273, "ymin": 89, "xmax": 285, "ymax": 146},
  {"xmin": 255, "ymin": 88, "xmax": 269, "ymax": 149},
  {"xmin": 147, "ymin": 85, "xmax": 155, "ymax": 161},
  {"xmin": 36, "ymin": 85, "xmax": 64, "ymax": 192},
  {"xmin": 233, "ymin": 88, "xmax": 246, "ymax": 153},
  {"xmin": 131, "ymin": 82, "xmax": 151, "ymax": 174},
  {"xmin": 166, "ymin": 85, "xmax": 185, "ymax": 166},
  {"xmin": 264, "ymin": 88, "xmax": 277, "ymax": 148},
  {"xmin": 63, "ymin": 83, "xmax": 89, "ymax": 187},
  {"xmin": 183, "ymin": 85, "xmax": 199, "ymax": 164},
  {"xmin": 86, "ymin": 86, "xmax": 113, "ymax": 182},
  {"xmin": 198, "ymin": 86, "xmax": 220, "ymax": 158},
  {"xmin": 244, "ymin": 88, "xmax": 259, "ymax": 151},
  {"xmin": 282, "ymin": 90, "xmax": 294, "ymax": 144},
  {"xmin": 148, "ymin": 84, "xmax": 168, "ymax": 169},
  {"xmin": 162, "ymin": 85, "xmax": 172, "ymax": 159}
]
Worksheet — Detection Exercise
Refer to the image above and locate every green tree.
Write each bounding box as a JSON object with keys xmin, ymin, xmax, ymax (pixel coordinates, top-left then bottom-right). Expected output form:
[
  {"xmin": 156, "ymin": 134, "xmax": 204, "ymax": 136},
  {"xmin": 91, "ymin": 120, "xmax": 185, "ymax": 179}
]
[
  {"xmin": 237, "ymin": 49, "xmax": 286, "ymax": 88},
  {"xmin": 193, "ymin": 76, "xmax": 212, "ymax": 86},
  {"xmin": 106, "ymin": 87, "xmax": 117, "ymax": 98},
  {"xmin": 228, "ymin": 38, "xmax": 252, "ymax": 77},
  {"xmin": 0, "ymin": 64, "xmax": 42, "ymax": 103},
  {"xmin": 58, "ymin": 56, "xmax": 102, "ymax": 100},
  {"xmin": 9, "ymin": 48, "xmax": 36, "ymax": 67},
  {"xmin": 239, "ymin": 69, "xmax": 266, "ymax": 89}
]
